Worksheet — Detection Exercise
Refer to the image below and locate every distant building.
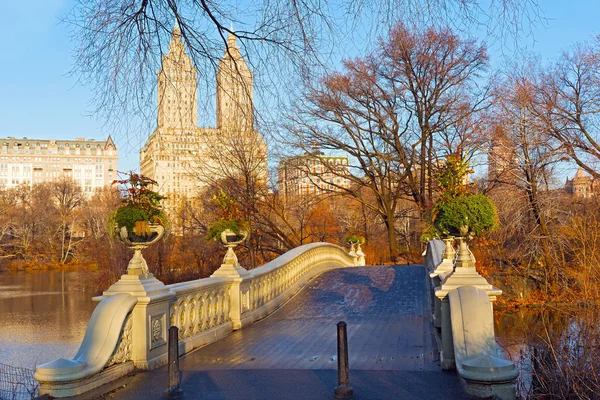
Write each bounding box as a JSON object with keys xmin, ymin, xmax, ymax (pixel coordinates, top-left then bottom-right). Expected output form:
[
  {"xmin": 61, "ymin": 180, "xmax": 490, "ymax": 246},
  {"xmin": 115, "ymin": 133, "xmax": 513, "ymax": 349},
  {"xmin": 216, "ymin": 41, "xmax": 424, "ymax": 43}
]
[
  {"xmin": 488, "ymin": 127, "xmax": 517, "ymax": 183},
  {"xmin": 0, "ymin": 136, "xmax": 117, "ymax": 193},
  {"xmin": 565, "ymin": 168, "xmax": 599, "ymax": 198},
  {"xmin": 140, "ymin": 23, "xmax": 268, "ymax": 204},
  {"xmin": 278, "ymin": 152, "xmax": 351, "ymax": 197}
]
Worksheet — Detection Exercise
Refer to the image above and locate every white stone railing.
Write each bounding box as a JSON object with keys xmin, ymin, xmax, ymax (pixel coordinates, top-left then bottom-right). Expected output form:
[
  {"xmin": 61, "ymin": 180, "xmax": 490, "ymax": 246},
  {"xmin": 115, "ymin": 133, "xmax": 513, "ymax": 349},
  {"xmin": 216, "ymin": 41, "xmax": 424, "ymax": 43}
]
[
  {"xmin": 35, "ymin": 242, "xmax": 361, "ymax": 398},
  {"xmin": 167, "ymin": 277, "xmax": 234, "ymax": 354},
  {"xmin": 425, "ymin": 239, "xmax": 517, "ymax": 399},
  {"xmin": 239, "ymin": 243, "xmax": 358, "ymax": 325},
  {"xmin": 448, "ymin": 286, "xmax": 518, "ymax": 399}
]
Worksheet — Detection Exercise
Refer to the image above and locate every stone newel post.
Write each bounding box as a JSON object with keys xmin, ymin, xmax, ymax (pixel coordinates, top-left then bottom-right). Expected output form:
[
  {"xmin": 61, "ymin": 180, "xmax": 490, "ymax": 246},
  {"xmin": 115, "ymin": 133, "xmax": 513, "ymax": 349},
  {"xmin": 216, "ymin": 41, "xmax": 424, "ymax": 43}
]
[
  {"xmin": 98, "ymin": 225, "xmax": 175, "ymax": 370},
  {"xmin": 434, "ymin": 235, "xmax": 501, "ymax": 370},
  {"xmin": 211, "ymin": 229, "xmax": 250, "ymax": 330}
]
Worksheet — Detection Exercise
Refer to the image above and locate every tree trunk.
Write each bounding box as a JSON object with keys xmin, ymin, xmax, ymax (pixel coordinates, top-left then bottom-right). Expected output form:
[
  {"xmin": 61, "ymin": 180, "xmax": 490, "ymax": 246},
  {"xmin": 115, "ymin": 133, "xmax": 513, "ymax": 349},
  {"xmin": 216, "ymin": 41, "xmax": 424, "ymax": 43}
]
[{"xmin": 384, "ymin": 208, "xmax": 399, "ymax": 262}]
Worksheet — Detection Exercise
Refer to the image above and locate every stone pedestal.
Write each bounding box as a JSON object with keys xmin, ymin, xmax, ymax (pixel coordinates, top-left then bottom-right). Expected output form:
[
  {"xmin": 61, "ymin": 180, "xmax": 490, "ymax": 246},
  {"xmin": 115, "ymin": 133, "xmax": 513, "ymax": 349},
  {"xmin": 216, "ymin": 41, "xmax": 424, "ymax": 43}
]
[
  {"xmin": 348, "ymin": 244, "xmax": 357, "ymax": 259},
  {"xmin": 434, "ymin": 237, "xmax": 502, "ymax": 370},
  {"xmin": 355, "ymin": 244, "xmax": 366, "ymax": 266},
  {"xmin": 211, "ymin": 241, "xmax": 249, "ymax": 330},
  {"xmin": 100, "ymin": 226, "xmax": 174, "ymax": 371},
  {"xmin": 100, "ymin": 273, "xmax": 175, "ymax": 370}
]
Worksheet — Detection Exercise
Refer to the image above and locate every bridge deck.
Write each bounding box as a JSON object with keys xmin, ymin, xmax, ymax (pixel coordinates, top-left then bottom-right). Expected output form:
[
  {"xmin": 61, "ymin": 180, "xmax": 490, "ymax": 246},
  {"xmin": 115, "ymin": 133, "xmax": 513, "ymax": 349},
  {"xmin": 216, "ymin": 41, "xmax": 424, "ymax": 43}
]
[{"xmin": 110, "ymin": 265, "xmax": 467, "ymax": 399}]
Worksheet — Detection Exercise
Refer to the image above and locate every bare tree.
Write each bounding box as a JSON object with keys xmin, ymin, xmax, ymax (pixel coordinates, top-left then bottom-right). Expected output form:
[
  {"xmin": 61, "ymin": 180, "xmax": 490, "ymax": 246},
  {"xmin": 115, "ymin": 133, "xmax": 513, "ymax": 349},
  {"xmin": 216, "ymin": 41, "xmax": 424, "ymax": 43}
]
[
  {"xmin": 535, "ymin": 38, "xmax": 600, "ymax": 178},
  {"xmin": 184, "ymin": 128, "xmax": 268, "ymax": 267},
  {"xmin": 285, "ymin": 23, "xmax": 489, "ymax": 258},
  {"xmin": 49, "ymin": 178, "xmax": 86, "ymax": 264},
  {"xmin": 491, "ymin": 65, "xmax": 563, "ymax": 290},
  {"xmin": 66, "ymin": 0, "xmax": 543, "ymax": 140}
]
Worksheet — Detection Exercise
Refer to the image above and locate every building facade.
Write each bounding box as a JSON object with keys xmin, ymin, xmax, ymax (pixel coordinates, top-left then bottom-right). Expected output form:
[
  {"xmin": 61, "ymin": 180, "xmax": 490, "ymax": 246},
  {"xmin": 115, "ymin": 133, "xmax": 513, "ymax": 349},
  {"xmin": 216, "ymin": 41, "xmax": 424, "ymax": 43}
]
[
  {"xmin": 140, "ymin": 23, "xmax": 267, "ymax": 203},
  {"xmin": 565, "ymin": 168, "xmax": 599, "ymax": 198},
  {"xmin": 0, "ymin": 136, "xmax": 117, "ymax": 193},
  {"xmin": 278, "ymin": 153, "xmax": 351, "ymax": 197},
  {"xmin": 488, "ymin": 127, "xmax": 517, "ymax": 183}
]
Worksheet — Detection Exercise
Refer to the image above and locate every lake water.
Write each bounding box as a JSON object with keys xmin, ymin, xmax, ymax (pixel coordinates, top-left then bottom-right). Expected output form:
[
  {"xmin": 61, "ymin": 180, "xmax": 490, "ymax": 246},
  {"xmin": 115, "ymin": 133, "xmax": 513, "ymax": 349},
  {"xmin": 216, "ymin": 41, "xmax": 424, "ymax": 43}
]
[{"xmin": 0, "ymin": 271, "xmax": 97, "ymax": 369}]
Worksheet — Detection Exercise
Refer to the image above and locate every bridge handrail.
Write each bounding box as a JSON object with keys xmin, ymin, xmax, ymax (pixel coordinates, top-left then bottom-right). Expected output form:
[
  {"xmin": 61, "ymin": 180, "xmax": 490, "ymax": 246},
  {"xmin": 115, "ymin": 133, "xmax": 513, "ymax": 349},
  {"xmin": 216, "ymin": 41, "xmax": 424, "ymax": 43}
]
[
  {"xmin": 167, "ymin": 277, "xmax": 234, "ymax": 353},
  {"xmin": 448, "ymin": 286, "xmax": 518, "ymax": 386},
  {"xmin": 240, "ymin": 243, "xmax": 357, "ymax": 323},
  {"xmin": 34, "ymin": 293, "xmax": 137, "ymax": 396},
  {"xmin": 250, "ymin": 242, "xmax": 355, "ymax": 277},
  {"xmin": 35, "ymin": 242, "xmax": 360, "ymax": 398},
  {"xmin": 167, "ymin": 242, "xmax": 358, "ymax": 354},
  {"xmin": 426, "ymin": 239, "xmax": 518, "ymax": 399}
]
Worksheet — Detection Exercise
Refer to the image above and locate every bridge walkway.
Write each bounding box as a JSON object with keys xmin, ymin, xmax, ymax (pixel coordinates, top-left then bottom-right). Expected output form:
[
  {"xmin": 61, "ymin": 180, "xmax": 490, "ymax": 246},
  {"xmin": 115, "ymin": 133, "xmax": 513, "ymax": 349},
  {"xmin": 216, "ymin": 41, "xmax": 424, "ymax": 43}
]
[{"xmin": 110, "ymin": 265, "xmax": 467, "ymax": 399}]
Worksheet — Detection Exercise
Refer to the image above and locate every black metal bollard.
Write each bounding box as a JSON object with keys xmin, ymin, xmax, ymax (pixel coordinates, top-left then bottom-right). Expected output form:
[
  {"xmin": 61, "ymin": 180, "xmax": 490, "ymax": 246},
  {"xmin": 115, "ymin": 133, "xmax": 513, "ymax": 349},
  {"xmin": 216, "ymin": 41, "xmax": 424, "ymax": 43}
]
[
  {"xmin": 165, "ymin": 326, "xmax": 183, "ymax": 399},
  {"xmin": 334, "ymin": 321, "xmax": 354, "ymax": 399}
]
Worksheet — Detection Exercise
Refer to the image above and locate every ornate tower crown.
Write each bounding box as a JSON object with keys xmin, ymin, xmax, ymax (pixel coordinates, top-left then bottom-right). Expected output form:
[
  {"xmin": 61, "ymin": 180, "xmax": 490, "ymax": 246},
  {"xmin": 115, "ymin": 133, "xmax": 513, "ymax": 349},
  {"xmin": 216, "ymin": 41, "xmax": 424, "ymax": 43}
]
[
  {"xmin": 156, "ymin": 22, "xmax": 198, "ymax": 129},
  {"xmin": 216, "ymin": 32, "xmax": 254, "ymax": 131}
]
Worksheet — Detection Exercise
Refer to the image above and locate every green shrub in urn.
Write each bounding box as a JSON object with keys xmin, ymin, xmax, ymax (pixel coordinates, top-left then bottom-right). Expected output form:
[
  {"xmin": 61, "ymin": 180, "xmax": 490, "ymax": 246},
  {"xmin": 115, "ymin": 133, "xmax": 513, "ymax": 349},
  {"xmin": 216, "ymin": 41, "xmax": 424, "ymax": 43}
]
[
  {"xmin": 207, "ymin": 219, "xmax": 249, "ymax": 243},
  {"xmin": 345, "ymin": 234, "xmax": 365, "ymax": 245},
  {"xmin": 427, "ymin": 153, "xmax": 498, "ymax": 238},
  {"xmin": 433, "ymin": 194, "xmax": 498, "ymax": 237},
  {"xmin": 109, "ymin": 172, "xmax": 168, "ymax": 240}
]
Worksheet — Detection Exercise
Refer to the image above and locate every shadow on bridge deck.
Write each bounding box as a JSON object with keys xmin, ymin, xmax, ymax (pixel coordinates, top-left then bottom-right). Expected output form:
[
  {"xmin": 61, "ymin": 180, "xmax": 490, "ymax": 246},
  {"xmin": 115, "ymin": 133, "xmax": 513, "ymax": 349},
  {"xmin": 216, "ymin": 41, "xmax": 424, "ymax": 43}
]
[{"xmin": 108, "ymin": 265, "xmax": 468, "ymax": 399}]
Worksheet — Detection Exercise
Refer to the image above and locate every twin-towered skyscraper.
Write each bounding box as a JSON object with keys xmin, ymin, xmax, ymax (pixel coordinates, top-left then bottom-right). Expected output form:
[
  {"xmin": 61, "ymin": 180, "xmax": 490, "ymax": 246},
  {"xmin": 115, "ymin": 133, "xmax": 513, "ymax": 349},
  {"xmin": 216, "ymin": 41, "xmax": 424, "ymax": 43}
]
[{"xmin": 140, "ymin": 23, "xmax": 267, "ymax": 205}]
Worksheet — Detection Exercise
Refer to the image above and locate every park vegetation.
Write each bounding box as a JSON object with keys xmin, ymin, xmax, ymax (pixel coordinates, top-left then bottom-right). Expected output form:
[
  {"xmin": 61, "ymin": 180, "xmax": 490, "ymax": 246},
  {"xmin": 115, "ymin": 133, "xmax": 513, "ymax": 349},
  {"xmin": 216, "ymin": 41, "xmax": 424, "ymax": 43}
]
[
  {"xmin": 1, "ymin": 25, "xmax": 599, "ymax": 309},
  {"xmin": 47, "ymin": 2, "xmax": 600, "ymax": 397},
  {"xmin": 3, "ymin": 10, "xmax": 600, "ymax": 396}
]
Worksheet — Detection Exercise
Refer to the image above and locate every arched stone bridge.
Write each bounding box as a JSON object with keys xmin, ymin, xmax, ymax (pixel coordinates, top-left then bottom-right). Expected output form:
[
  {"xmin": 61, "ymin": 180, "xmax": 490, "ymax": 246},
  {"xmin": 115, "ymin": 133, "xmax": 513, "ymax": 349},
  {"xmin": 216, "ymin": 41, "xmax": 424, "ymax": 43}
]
[
  {"xmin": 34, "ymin": 241, "xmax": 517, "ymax": 399},
  {"xmin": 111, "ymin": 265, "xmax": 467, "ymax": 399}
]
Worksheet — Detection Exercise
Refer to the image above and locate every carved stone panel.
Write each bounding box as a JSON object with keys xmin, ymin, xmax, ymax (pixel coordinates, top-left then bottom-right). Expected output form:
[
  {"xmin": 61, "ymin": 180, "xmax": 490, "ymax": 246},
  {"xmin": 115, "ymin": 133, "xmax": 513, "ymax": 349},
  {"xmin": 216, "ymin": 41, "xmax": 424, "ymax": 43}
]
[
  {"xmin": 149, "ymin": 313, "xmax": 166, "ymax": 350},
  {"xmin": 106, "ymin": 313, "xmax": 133, "ymax": 367}
]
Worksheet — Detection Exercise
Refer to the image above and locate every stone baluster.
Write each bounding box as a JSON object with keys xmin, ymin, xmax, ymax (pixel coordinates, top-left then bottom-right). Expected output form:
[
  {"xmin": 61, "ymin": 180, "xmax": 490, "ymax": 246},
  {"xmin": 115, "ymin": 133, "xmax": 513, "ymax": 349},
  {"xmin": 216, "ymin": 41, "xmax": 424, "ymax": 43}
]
[{"xmin": 355, "ymin": 243, "xmax": 366, "ymax": 266}]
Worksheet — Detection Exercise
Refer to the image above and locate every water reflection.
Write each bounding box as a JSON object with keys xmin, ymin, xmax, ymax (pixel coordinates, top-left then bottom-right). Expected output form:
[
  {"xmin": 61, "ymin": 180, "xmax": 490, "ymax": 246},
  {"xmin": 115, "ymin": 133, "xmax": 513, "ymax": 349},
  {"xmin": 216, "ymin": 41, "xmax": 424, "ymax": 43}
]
[
  {"xmin": 495, "ymin": 307, "xmax": 600, "ymax": 398},
  {"xmin": 0, "ymin": 271, "xmax": 97, "ymax": 369}
]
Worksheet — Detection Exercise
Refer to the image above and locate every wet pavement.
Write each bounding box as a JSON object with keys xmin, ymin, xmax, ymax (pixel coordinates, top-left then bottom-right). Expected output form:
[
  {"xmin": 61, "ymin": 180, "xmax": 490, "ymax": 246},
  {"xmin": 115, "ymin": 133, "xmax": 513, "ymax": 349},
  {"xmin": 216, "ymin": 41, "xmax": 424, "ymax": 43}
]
[{"xmin": 108, "ymin": 265, "xmax": 468, "ymax": 399}]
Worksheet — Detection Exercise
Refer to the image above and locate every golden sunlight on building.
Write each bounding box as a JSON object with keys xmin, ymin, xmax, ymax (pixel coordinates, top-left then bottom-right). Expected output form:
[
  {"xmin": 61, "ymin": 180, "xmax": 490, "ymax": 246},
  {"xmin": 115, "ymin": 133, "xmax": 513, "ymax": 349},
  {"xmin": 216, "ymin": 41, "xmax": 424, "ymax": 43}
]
[
  {"xmin": 140, "ymin": 22, "xmax": 268, "ymax": 213},
  {"xmin": 0, "ymin": 136, "xmax": 117, "ymax": 194}
]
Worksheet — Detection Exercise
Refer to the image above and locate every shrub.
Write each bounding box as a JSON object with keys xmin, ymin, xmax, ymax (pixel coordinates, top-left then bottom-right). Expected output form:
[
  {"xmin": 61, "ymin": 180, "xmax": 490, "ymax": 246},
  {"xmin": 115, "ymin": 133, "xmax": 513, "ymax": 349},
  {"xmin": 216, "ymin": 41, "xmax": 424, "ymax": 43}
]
[
  {"xmin": 433, "ymin": 194, "xmax": 498, "ymax": 237},
  {"xmin": 345, "ymin": 234, "xmax": 365, "ymax": 245},
  {"xmin": 207, "ymin": 220, "xmax": 248, "ymax": 241},
  {"xmin": 109, "ymin": 172, "xmax": 168, "ymax": 238}
]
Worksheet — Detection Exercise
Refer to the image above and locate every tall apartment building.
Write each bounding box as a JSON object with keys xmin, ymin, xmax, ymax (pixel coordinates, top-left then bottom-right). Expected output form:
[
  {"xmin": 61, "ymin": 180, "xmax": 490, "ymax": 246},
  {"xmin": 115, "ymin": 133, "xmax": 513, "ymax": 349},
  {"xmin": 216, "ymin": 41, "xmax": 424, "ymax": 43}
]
[
  {"xmin": 278, "ymin": 152, "xmax": 351, "ymax": 197},
  {"xmin": 488, "ymin": 127, "xmax": 517, "ymax": 183},
  {"xmin": 0, "ymin": 136, "xmax": 117, "ymax": 193},
  {"xmin": 140, "ymin": 23, "xmax": 268, "ymax": 203}
]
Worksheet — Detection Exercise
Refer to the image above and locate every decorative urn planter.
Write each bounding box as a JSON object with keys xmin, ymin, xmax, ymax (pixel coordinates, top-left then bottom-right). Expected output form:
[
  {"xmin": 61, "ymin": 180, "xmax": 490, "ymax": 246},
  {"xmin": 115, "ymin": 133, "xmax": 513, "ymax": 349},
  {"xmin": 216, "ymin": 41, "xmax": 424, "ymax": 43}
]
[
  {"xmin": 220, "ymin": 228, "xmax": 247, "ymax": 246},
  {"xmin": 116, "ymin": 223, "xmax": 165, "ymax": 277},
  {"xmin": 219, "ymin": 228, "xmax": 248, "ymax": 266},
  {"xmin": 211, "ymin": 228, "xmax": 250, "ymax": 278}
]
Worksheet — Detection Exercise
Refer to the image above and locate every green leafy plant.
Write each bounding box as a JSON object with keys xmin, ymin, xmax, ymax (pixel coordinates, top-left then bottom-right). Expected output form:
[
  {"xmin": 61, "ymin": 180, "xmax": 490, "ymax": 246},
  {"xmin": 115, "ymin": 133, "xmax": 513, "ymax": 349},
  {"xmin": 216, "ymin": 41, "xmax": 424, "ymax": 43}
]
[
  {"xmin": 207, "ymin": 219, "xmax": 249, "ymax": 241},
  {"xmin": 109, "ymin": 172, "xmax": 168, "ymax": 238},
  {"xmin": 345, "ymin": 234, "xmax": 365, "ymax": 245},
  {"xmin": 420, "ymin": 225, "xmax": 440, "ymax": 242},
  {"xmin": 436, "ymin": 153, "xmax": 473, "ymax": 202},
  {"xmin": 433, "ymin": 194, "xmax": 498, "ymax": 237},
  {"xmin": 422, "ymin": 153, "xmax": 498, "ymax": 240}
]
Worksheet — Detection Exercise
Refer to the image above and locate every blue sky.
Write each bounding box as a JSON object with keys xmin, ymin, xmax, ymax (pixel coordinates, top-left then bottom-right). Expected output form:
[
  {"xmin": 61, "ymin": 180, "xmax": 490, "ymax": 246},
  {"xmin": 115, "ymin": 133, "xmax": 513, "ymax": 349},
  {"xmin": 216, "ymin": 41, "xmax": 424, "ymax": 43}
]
[{"xmin": 0, "ymin": 1, "xmax": 598, "ymax": 174}]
